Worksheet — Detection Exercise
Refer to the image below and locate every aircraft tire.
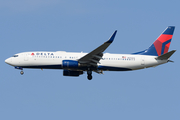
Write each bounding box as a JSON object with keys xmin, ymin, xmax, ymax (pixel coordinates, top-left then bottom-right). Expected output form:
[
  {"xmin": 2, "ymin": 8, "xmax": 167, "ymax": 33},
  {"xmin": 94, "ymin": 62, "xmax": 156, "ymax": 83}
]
[
  {"xmin": 20, "ymin": 71, "xmax": 24, "ymax": 75},
  {"xmin": 87, "ymin": 75, "xmax": 92, "ymax": 80}
]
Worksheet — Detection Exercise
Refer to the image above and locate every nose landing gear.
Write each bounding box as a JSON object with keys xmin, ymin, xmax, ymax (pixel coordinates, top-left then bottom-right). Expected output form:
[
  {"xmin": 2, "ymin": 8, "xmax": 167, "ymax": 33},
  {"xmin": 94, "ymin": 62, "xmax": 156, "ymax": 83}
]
[
  {"xmin": 20, "ymin": 70, "xmax": 24, "ymax": 75},
  {"xmin": 15, "ymin": 67, "xmax": 24, "ymax": 75}
]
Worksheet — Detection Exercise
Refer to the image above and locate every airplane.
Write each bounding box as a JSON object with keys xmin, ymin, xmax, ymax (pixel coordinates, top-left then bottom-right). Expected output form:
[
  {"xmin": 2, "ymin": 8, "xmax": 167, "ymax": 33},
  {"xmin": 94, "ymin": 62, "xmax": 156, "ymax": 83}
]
[{"xmin": 5, "ymin": 26, "xmax": 176, "ymax": 80}]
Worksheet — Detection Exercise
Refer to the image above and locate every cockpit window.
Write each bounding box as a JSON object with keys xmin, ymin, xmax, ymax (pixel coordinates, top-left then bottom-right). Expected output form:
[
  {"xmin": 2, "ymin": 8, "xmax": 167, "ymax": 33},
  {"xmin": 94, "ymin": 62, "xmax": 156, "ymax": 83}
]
[{"xmin": 13, "ymin": 55, "xmax": 18, "ymax": 57}]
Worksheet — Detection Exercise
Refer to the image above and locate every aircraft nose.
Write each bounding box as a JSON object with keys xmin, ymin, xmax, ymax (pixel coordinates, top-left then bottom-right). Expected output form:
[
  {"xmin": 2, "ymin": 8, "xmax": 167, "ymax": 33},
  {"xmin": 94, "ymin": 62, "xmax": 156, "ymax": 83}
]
[{"xmin": 5, "ymin": 58, "xmax": 12, "ymax": 65}]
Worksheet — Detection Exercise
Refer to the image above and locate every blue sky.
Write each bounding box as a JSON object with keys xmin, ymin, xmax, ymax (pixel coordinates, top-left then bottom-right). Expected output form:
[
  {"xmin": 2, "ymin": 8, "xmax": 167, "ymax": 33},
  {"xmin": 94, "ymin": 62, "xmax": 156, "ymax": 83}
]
[{"xmin": 1, "ymin": 0, "xmax": 180, "ymax": 120}]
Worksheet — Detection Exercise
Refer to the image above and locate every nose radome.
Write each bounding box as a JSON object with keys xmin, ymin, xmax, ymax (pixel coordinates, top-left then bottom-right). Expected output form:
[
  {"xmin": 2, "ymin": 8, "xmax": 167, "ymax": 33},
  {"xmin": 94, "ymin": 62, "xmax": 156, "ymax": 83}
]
[
  {"xmin": 5, "ymin": 58, "xmax": 8, "ymax": 63},
  {"xmin": 5, "ymin": 58, "xmax": 12, "ymax": 64}
]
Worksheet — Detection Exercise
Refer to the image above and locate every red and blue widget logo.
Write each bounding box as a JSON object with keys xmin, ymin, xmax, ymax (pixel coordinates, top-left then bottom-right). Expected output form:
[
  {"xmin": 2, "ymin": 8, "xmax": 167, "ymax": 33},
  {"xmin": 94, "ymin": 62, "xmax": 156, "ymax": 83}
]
[{"xmin": 153, "ymin": 34, "xmax": 173, "ymax": 56}]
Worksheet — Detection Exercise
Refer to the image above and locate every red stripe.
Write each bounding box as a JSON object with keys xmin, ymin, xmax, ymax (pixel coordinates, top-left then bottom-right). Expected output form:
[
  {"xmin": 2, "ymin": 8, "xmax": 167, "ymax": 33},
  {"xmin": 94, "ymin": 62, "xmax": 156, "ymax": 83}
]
[
  {"xmin": 157, "ymin": 34, "xmax": 172, "ymax": 42},
  {"xmin": 164, "ymin": 42, "xmax": 171, "ymax": 54},
  {"xmin": 153, "ymin": 34, "xmax": 172, "ymax": 56},
  {"xmin": 153, "ymin": 40, "xmax": 162, "ymax": 56}
]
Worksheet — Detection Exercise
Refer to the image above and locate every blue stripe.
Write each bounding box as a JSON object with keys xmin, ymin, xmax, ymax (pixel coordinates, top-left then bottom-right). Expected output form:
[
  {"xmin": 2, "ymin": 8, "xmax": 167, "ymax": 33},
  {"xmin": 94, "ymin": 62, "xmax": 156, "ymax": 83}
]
[
  {"xmin": 161, "ymin": 39, "xmax": 171, "ymax": 55},
  {"xmin": 18, "ymin": 65, "xmax": 96, "ymax": 71},
  {"xmin": 98, "ymin": 65, "xmax": 132, "ymax": 71},
  {"xmin": 18, "ymin": 65, "xmax": 132, "ymax": 71},
  {"xmin": 19, "ymin": 65, "xmax": 62, "ymax": 69}
]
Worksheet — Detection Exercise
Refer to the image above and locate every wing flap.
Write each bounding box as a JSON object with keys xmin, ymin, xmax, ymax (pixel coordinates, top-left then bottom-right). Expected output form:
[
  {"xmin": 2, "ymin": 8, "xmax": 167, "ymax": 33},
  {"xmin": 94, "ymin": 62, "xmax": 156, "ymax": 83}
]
[
  {"xmin": 90, "ymin": 59, "xmax": 100, "ymax": 63},
  {"xmin": 92, "ymin": 54, "xmax": 102, "ymax": 59}
]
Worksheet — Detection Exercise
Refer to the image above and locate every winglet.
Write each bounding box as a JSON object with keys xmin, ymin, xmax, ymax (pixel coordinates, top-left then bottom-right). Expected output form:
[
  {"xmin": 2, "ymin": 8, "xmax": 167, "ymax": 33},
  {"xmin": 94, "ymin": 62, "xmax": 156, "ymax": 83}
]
[{"xmin": 106, "ymin": 30, "xmax": 117, "ymax": 43}]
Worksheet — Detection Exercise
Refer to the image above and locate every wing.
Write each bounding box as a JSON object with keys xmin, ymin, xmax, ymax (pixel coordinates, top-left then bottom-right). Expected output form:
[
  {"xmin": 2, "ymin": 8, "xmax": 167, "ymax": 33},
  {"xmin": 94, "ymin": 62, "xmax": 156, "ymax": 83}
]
[{"xmin": 78, "ymin": 30, "xmax": 117, "ymax": 67}]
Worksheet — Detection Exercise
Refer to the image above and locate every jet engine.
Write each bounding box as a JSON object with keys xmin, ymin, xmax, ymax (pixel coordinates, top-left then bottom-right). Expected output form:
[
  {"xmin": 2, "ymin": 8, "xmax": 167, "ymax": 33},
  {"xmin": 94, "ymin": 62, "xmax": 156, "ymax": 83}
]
[{"xmin": 62, "ymin": 60, "xmax": 79, "ymax": 69}]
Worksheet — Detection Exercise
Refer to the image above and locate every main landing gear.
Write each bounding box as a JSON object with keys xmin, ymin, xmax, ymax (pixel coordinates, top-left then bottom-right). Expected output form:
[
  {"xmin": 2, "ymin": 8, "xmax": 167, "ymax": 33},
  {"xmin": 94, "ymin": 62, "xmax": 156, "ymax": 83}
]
[{"xmin": 87, "ymin": 69, "xmax": 92, "ymax": 80}]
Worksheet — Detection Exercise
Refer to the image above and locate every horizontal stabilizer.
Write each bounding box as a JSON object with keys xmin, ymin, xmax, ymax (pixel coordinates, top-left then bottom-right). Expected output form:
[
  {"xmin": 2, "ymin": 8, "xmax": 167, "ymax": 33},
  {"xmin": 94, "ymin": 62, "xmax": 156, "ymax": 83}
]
[{"xmin": 156, "ymin": 50, "xmax": 176, "ymax": 60}]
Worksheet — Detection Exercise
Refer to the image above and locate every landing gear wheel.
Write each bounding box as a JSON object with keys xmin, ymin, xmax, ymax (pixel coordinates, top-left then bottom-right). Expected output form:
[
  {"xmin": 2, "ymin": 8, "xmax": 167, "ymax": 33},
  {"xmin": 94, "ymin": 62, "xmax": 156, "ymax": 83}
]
[
  {"xmin": 87, "ymin": 68, "xmax": 92, "ymax": 80},
  {"xmin": 87, "ymin": 75, "xmax": 92, "ymax": 80},
  {"xmin": 20, "ymin": 71, "xmax": 24, "ymax": 75}
]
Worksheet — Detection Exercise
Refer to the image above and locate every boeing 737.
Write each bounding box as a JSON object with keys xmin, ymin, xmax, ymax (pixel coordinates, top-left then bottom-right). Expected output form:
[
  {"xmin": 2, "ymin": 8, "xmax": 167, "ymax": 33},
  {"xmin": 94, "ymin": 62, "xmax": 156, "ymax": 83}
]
[{"xmin": 5, "ymin": 26, "xmax": 176, "ymax": 80}]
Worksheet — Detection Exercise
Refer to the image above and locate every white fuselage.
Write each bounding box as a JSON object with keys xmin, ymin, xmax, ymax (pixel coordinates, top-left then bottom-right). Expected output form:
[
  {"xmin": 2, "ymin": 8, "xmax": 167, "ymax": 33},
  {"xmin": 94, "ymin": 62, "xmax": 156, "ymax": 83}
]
[
  {"xmin": 4, "ymin": 26, "xmax": 175, "ymax": 80},
  {"xmin": 5, "ymin": 51, "xmax": 168, "ymax": 71}
]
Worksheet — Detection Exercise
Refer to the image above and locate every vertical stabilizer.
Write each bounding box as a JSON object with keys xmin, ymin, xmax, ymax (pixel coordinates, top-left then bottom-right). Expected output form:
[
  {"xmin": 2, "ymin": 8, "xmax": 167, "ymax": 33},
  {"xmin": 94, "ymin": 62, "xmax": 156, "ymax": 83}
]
[{"xmin": 134, "ymin": 26, "xmax": 175, "ymax": 56}]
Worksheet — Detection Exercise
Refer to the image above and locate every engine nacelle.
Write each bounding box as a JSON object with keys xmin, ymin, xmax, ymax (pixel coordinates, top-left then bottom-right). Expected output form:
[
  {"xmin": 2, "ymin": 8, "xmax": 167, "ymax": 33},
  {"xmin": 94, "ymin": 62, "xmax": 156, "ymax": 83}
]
[
  {"xmin": 63, "ymin": 69, "xmax": 83, "ymax": 76},
  {"xmin": 62, "ymin": 60, "xmax": 79, "ymax": 69}
]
